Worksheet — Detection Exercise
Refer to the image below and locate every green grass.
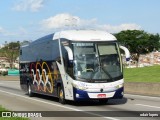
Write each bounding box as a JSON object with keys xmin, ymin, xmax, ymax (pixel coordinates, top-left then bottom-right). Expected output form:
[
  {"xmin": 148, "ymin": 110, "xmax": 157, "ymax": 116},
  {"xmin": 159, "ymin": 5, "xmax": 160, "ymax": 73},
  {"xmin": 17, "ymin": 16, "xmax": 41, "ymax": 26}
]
[
  {"xmin": 124, "ymin": 65, "xmax": 160, "ymax": 82},
  {"xmin": 0, "ymin": 106, "xmax": 29, "ymax": 120}
]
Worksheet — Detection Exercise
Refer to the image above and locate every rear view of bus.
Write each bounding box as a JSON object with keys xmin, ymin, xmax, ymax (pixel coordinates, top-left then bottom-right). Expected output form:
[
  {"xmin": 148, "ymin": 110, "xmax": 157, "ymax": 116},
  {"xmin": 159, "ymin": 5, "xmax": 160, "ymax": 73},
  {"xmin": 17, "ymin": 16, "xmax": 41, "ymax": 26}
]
[{"xmin": 20, "ymin": 30, "xmax": 130, "ymax": 104}]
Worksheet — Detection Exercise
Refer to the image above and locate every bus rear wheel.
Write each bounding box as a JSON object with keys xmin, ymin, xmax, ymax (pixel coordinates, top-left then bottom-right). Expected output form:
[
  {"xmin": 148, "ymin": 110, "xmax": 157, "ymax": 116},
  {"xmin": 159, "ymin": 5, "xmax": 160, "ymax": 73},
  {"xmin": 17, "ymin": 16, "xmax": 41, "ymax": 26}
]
[
  {"xmin": 27, "ymin": 83, "xmax": 33, "ymax": 97},
  {"xmin": 58, "ymin": 86, "xmax": 66, "ymax": 104}
]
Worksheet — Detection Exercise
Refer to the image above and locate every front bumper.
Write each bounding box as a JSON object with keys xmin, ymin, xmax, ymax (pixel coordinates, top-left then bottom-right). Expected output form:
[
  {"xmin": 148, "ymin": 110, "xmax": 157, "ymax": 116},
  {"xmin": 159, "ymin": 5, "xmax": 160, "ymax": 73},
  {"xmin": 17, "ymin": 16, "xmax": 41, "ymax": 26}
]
[{"xmin": 73, "ymin": 87, "xmax": 124, "ymax": 101}]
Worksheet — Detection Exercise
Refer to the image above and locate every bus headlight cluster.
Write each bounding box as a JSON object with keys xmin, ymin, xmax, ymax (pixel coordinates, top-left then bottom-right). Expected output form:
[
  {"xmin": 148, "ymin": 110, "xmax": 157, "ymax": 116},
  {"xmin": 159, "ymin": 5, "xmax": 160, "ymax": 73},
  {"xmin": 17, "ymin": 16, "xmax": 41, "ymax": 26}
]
[
  {"xmin": 76, "ymin": 85, "xmax": 87, "ymax": 90},
  {"xmin": 116, "ymin": 84, "xmax": 124, "ymax": 89},
  {"xmin": 72, "ymin": 83, "xmax": 87, "ymax": 90}
]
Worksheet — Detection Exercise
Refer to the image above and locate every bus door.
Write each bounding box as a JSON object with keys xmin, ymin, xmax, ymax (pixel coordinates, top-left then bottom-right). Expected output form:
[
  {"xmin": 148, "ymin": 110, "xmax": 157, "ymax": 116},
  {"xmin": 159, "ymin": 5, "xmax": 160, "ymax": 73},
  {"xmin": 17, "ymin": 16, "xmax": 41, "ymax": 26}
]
[{"xmin": 56, "ymin": 61, "xmax": 74, "ymax": 100}]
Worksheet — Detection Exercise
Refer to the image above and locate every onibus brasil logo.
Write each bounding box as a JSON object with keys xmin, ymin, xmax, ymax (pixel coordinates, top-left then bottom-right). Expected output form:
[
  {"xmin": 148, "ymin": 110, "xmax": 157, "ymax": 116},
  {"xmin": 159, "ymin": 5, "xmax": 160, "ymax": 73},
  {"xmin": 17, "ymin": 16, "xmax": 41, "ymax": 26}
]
[{"xmin": 1, "ymin": 112, "xmax": 42, "ymax": 117}]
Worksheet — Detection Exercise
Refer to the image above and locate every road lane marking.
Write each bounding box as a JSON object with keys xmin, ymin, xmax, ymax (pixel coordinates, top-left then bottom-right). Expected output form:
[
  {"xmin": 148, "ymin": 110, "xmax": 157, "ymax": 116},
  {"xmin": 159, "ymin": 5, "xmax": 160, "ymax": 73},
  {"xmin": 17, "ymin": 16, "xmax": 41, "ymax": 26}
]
[
  {"xmin": 0, "ymin": 89, "xmax": 119, "ymax": 120},
  {"xmin": 135, "ymin": 104, "xmax": 160, "ymax": 109},
  {"xmin": 125, "ymin": 94, "xmax": 160, "ymax": 100}
]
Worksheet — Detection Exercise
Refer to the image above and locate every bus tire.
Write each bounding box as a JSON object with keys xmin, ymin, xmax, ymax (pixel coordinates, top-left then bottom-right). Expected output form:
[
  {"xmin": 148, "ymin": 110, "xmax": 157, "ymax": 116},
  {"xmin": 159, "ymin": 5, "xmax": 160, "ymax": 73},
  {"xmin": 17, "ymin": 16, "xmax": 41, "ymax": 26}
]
[
  {"xmin": 27, "ymin": 83, "xmax": 33, "ymax": 97},
  {"xmin": 58, "ymin": 86, "xmax": 66, "ymax": 104}
]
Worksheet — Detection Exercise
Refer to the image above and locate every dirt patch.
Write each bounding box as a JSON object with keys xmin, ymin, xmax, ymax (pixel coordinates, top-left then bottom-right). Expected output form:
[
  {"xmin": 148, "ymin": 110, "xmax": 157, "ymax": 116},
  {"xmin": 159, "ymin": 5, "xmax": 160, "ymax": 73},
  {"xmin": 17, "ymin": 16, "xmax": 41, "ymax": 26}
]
[{"xmin": 0, "ymin": 76, "xmax": 20, "ymax": 81}]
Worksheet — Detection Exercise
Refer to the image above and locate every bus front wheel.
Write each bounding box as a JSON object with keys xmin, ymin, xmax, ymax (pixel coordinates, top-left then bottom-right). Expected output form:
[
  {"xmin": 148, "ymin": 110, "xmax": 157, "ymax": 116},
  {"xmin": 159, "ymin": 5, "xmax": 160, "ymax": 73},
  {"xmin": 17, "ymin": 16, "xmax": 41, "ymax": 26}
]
[{"xmin": 58, "ymin": 86, "xmax": 66, "ymax": 104}]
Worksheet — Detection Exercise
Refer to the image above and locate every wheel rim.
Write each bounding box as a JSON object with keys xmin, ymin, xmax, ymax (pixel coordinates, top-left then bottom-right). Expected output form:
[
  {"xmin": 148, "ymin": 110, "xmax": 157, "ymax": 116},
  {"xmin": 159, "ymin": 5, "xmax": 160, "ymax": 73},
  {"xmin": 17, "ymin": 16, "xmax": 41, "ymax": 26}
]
[
  {"xmin": 60, "ymin": 89, "xmax": 63, "ymax": 100},
  {"xmin": 28, "ymin": 85, "xmax": 31, "ymax": 95}
]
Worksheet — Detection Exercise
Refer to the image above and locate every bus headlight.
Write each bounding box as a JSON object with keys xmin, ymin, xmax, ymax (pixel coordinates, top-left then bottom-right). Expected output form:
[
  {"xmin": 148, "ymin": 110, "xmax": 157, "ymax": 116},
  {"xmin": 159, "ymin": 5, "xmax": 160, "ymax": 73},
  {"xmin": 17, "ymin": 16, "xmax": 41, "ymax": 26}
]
[
  {"xmin": 116, "ymin": 84, "xmax": 124, "ymax": 89},
  {"xmin": 76, "ymin": 85, "xmax": 87, "ymax": 90},
  {"xmin": 72, "ymin": 83, "xmax": 87, "ymax": 90}
]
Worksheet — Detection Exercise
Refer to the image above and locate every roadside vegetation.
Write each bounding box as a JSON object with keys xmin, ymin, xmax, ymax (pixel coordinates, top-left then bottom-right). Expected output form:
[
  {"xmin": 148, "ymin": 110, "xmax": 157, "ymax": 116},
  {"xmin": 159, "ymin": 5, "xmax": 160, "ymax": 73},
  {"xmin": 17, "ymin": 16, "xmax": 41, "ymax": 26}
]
[
  {"xmin": 0, "ymin": 42, "xmax": 20, "ymax": 69},
  {"xmin": 124, "ymin": 65, "xmax": 160, "ymax": 82},
  {"xmin": 115, "ymin": 30, "xmax": 160, "ymax": 66},
  {"xmin": 0, "ymin": 105, "xmax": 29, "ymax": 120}
]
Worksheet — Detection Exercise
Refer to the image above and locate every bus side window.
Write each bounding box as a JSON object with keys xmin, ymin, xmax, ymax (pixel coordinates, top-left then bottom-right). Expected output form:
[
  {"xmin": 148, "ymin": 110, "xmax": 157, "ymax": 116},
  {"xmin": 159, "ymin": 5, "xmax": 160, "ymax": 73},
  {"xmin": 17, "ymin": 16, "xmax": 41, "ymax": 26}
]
[
  {"xmin": 20, "ymin": 49, "xmax": 22, "ymax": 55},
  {"xmin": 56, "ymin": 57, "xmax": 61, "ymax": 64},
  {"xmin": 64, "ymin": 53, "xmax": 68, "ymax": 70},
  {"xmin": 65, "ymin": 52, "xmax": 74, "ymax": 78}
]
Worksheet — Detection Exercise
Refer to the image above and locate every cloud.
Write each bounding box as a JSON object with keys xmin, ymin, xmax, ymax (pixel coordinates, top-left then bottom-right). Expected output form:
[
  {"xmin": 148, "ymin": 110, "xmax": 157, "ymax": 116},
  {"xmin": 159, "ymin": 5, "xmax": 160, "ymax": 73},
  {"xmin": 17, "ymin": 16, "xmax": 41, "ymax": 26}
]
[
  {"xmin": 13, "ymin": 0, "xmax": 45, "ymax": 12},
  {"xmin": 18, "ymin": 27, "xmax": 28, "ymax": 35},
  {"xmin": 98, "ymin": 23, "xmax": 142, "ymax": 33},
  {"xmin": 40, "ymin": 13, "xmax": 97, "ymax": 30},
  {"xmin": 0, "ymin": 26, "xmax": 28, "ymax": 37},
  {"xmin": 0, "ymin": 27, "xmax": 4, "ymax": 33},
  {"xmin": 40, "ymin": 13, "xmax": 141, "ymax": 33},
  {"xmin": 1, "ymin": 14, "xmax": 142, "ymax": 44}
]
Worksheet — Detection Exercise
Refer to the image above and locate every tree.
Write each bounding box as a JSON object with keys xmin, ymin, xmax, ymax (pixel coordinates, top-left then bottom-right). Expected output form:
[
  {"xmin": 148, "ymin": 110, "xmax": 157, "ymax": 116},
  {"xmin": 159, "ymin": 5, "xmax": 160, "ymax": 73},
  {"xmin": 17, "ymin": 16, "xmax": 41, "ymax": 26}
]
[
  {"xmin": 115, "ymin": 30, "xmax": 160, "ymax": 65},
  {"xmin": 147, "ymin": 34, "xmax": 160, "ymax": 51},
  {"xmin": 1, "ymin": 41, "xmax": 20, "ymax": 68}
]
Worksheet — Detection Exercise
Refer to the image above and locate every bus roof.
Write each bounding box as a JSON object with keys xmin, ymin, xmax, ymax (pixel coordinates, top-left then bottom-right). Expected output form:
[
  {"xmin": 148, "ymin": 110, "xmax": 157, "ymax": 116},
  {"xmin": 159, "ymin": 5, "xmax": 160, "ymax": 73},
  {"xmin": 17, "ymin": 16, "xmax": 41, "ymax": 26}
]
[
  {"xmin": 53, "ymin": 30, "xmax": 117, "ymax": 41},
  {"xmin": 21, "ymin": 30, "xmax": 117, "ymax": 47}
]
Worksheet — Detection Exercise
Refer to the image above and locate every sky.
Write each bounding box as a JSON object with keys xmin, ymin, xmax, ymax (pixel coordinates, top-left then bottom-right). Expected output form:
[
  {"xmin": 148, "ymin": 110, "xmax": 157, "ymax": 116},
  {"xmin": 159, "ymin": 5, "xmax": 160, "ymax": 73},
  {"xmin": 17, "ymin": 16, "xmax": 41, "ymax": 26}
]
[{"xmin": 0, "ymin": 0, "xmax": 160, "ymax": 44}]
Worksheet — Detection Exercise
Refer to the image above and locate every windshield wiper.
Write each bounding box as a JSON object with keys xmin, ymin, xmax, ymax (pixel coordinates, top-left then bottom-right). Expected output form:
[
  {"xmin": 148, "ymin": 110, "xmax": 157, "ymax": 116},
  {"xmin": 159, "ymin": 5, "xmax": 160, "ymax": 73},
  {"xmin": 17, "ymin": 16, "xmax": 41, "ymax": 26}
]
[{"xmin": 101, "ymin": 66, "xmax": 113, "ymax": 81}]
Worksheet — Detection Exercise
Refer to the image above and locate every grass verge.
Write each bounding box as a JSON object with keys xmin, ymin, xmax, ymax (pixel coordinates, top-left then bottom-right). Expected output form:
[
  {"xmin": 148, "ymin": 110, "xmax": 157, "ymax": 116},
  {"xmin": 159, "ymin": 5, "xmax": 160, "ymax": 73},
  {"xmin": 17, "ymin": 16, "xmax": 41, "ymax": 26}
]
[
  {"xmin": 124, "ymin": 65, "xmax": 160, "ymax": 82},
  {"xmin": 0, "ymin": 105, "xmax": 29, "ymax": 120}
]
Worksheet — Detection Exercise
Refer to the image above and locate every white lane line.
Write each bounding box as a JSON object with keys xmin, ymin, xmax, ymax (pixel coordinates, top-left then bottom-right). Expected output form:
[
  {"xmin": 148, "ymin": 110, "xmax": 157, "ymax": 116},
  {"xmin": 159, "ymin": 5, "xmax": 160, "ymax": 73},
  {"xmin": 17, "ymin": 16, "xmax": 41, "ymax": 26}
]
[
  {"xmin": 125, "ymin": 94, "xmax": 160, "ymax": 100},
  {"xmin": 0, "ymin": 89, "xmax": 119, "ymax": 120},
  {"xmin": 135, "ymin": 104, "xmax": 160, "ymax": 109}
]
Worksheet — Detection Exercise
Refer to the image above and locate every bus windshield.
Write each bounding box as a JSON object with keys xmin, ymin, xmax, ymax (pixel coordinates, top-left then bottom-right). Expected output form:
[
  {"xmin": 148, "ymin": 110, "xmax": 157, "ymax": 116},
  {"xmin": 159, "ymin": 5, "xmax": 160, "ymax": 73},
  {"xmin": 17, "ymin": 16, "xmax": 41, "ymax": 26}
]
[{"xmin": 72, "ymin": 42, "xmax": 122, "ymax": 82}]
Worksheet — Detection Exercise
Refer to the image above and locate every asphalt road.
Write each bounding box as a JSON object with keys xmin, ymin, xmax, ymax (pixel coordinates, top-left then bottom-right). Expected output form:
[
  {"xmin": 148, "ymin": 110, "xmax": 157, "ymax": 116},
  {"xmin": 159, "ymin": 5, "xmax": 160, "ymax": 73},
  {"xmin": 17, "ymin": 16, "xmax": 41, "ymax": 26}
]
[{"xmin": 0, "ymin": 80, "xmax": 160, "ymax": 120}]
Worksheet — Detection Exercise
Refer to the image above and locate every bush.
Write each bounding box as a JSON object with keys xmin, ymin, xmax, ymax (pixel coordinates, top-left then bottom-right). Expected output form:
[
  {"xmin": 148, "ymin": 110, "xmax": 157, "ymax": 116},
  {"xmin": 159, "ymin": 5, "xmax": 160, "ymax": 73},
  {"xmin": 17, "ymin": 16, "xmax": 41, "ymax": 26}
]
[{"xmin": 2, "ymin": 71, "xmax": 8, "ymax": 76}]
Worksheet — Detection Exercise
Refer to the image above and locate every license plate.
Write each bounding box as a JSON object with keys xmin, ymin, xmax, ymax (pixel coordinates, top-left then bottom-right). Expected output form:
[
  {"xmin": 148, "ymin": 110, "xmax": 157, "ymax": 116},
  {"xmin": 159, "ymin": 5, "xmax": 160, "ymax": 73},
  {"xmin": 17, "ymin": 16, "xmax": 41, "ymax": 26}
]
[{"xmin": 97, "ymin": 94, "xmax": 106, "ymax": 98}]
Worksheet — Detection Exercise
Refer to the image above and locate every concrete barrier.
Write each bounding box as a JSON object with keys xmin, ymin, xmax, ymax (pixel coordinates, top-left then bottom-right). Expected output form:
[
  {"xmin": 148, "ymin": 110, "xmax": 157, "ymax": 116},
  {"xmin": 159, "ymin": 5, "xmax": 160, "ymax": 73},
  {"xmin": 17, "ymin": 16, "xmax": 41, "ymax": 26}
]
[{"xmin": 124, "ymin": 82, "xmax": 160, "ymax": 97}]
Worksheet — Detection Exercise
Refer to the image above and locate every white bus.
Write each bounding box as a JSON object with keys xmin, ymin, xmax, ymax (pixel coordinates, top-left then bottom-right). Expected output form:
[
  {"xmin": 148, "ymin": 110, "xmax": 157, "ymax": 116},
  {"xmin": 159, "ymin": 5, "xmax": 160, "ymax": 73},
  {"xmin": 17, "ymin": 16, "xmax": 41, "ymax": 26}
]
[{"xmin": 20, "ymin": 30, "xmax": 130, "ymax": 104}]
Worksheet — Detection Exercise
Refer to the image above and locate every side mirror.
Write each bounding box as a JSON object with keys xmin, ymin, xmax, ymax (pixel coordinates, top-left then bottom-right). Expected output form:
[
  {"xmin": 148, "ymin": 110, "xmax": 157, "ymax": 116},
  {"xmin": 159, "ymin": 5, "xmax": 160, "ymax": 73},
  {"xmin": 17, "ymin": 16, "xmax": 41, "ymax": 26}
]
[
  {"xmin": 120, "ymin": 46, "xmax": 130, "ymax": 61},
  {"xmin": 64, "ymin": 46, "xmax": 73, "ymax": 61}
]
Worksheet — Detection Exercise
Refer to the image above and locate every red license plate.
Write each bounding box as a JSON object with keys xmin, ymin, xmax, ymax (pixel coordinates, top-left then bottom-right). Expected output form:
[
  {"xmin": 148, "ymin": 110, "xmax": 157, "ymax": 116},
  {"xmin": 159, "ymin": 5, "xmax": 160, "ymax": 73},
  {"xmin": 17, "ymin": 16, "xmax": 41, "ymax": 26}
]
[{"xmin": 97, "ymin": 94, "xmax": 106, "ymax": 98}]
